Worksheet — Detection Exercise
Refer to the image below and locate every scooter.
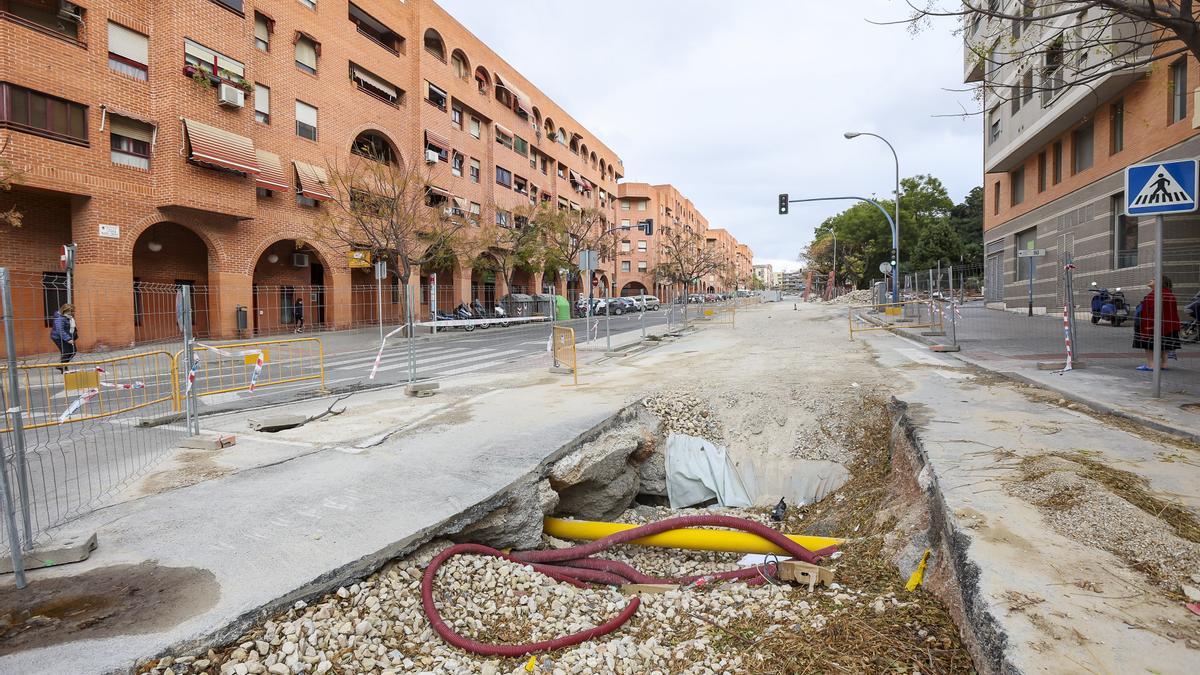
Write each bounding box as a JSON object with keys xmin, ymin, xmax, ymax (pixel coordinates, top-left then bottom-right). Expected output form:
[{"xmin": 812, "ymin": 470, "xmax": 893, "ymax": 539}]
[
  {"xmin": 1090, "ymin": 283, "xmax": 1129, "ymax": 326},
  {"xmin": 469, "ymin": 299, "xmax": 491, "ymax": 329},
  {"xmin": 431, "ymin": 305, "xmax": 475, "ymax": 332},
  {"xmin": 491, "ymin": 302, "xmax": 511, "ymax": 328},
  {"xmin": 1182, "ymin": 292, "xmax": 1200, "ymax": 343}
]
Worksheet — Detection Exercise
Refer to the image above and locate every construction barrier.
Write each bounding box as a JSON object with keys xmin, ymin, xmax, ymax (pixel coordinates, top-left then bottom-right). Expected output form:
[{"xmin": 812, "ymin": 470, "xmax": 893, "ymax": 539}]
[
  {"xmin": 701, "ymin": 303, "xmax": 737, "ymax": 326},
  {"xmin": 173, "ymin": 337, "xmax": 325, "ymax": 409},
  {"xmin": 848, "ymin": 300, "xmax": 944, "ymax": 340},
  {"xmin": 1, "ymin": 351, "xmax": 177, "ymax": 432},
  {"xmin": 551, "ymin": 326, "xmax": 578, "ymax": 386}
]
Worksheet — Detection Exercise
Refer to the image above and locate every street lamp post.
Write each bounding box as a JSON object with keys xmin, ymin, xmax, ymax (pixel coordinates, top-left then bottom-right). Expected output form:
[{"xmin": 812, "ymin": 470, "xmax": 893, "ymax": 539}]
[{"xmin": 844, "ymin": 132, "xmax": 900, "ymax": 303}]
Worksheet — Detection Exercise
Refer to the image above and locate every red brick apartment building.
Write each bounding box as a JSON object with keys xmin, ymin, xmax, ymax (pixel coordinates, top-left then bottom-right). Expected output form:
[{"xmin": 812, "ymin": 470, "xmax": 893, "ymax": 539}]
[
  {"xmin": 970, "ymin": 4, "xmax": 1200, "ymax": 310},
  {"xmin": 0, "ymin": 0, "xmax": 627, "ymax": 356}
]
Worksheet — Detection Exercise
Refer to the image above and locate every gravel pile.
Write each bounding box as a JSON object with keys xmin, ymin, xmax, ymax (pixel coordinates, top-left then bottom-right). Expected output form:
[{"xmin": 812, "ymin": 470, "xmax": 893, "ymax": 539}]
[
  {"xmin": 643, "ymin": 391, "xmax": 723, "ymax": 444},
  {"xmin": 825, "ymin": 289, "xmax": 875, "ymax": 305}
]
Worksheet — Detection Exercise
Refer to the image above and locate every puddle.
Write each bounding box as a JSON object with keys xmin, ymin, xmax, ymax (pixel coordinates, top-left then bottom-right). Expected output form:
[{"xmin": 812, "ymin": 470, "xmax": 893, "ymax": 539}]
[
  {"xmin": 0, "ymin": 562, "xmax": 219, "ymax": 655},
  {"xmin": 1181, "ymin": 403, "xmax": 1200, "ymax": 414}
]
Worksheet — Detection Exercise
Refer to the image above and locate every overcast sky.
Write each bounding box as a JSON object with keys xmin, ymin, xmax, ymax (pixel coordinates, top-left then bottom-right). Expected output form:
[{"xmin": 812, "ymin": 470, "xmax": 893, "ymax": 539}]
[{"xmin": 438, "ymin": 0, "xmax": 979, "ymax": 272}]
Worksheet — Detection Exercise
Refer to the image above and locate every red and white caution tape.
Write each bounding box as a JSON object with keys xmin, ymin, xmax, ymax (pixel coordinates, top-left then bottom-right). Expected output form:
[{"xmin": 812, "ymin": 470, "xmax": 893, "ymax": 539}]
[
  {"xmin": 1061, "ymin": 303, "xmax": 1074, "ymax": 372},
  {"xmin": 249, "ymin": 351, "xmax": 264, "ymax": 392},
  {"xmin": 184, "ymin": 354, "xmax": 201, "ymax": 395},
  {"xmin": 193, "ymin": 342, "xmax": 266, "ymax": 391},
  {"xmin": 92, "ymin": 366, "xmax": 146, "ymax": 390},
  {"xmin": 369, "ymin": 325, "xmax": 408, "ymax": 380},
  {"xmin": 59, "ymin": 388, "xmax": 100, "ymax": 423}
]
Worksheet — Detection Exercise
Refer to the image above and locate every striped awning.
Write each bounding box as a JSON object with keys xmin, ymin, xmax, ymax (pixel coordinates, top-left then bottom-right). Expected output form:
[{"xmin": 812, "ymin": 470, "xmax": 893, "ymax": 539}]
[
  {"xmin": 293, "ymin": 161, "xmax": 333, "ymax": 201},
  {"xmin": 254, "ymin": 150, "xmax": 290, "ymax": 192},
  {"xmin": 425, "ymin": 130, "xmax": 450, "ymax": 153},
  {"xmin": 183, "ymin": 118, "xmax": 258, "ymax": 175},
  {"xmin": 494, "ymin": 122, "xmax": 513, "ymax": 137},
  {"xmin": 427, "ymin": 185, "xmax": 452, "ymax": 198},
  {"xmin": 494, "ymin": 73, "xmax": 533, "ymax": 116},
  {"xmin": 452, "ymin": 196, "xmax": 468, "ymax": 210},
  {"xmin": 568, "ymin": 169, "xmax": 582, "ymax": 185}
]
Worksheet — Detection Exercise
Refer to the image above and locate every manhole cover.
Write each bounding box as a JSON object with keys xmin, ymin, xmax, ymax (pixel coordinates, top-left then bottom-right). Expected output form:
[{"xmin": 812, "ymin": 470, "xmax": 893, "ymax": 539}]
[{"xmin": 1181, "ymin": 403, "xmax": 1200, "ymax": 413}]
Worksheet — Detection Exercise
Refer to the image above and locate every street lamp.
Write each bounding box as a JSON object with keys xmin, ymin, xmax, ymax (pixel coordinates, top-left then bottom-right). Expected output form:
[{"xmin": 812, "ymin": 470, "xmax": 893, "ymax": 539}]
[{"xmin": 844, "ymin": 131, "xmax": 900, "ymax": 303}]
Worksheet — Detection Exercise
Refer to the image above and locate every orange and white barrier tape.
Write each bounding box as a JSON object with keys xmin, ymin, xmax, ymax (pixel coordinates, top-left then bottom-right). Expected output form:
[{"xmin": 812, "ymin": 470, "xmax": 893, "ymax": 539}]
[{"xmin": 369, "ymin": 325, "xmax": 408, "ymax": 380}]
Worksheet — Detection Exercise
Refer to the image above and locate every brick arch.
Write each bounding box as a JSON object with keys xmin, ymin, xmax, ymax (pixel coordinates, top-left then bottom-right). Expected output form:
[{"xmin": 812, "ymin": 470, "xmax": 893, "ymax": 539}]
[
  {"xmin": 243, "ymin": 229, "xmax": 342, "ymax": 279},
  {"xmin": 122, "ymin": 213, "xmax": 227, "ymax": 269},
  {"xmin": 345, "ymin": 123, "xmax": 407, "ymax": 166}
]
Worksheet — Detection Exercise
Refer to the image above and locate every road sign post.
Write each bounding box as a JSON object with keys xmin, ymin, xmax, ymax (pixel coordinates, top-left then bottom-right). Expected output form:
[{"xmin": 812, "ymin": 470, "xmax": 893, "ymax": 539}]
[
  {"xmin": 1125, "ymin": 159, "xmax": 1198, "ymax": 398},
  {"xmin": 1017, "ymin": 248, "xmax": 1046, "ymax": 317}
]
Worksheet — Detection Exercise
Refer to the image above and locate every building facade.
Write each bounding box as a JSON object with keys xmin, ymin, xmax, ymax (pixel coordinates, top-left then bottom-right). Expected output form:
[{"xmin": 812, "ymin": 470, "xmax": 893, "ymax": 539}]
[
  {"xmin": 966, "ymin": 3, "xmax": 1199, "ymax": 312},
  {"xmin": 752, "ymin": 263, "xmax": 775, "ymax": 288},
  {"xmin": 0, "ymin": 0, "xmax": 622, "ymax": 355}
]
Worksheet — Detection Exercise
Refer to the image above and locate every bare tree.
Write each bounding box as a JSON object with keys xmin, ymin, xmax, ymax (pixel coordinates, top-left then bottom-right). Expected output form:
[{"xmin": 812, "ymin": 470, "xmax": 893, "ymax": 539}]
[
  {"xmin": 541, "ymin": 205, "xmax": 615, "ymax": 297},
  {"xmin": 653, "ymin": 223, "xmax": 725, "ymax": 324},
  {"xmin": 1, "ymin": 138, "xmax": 23, "ymax": 228},
  {"xmin": 315, "ymin": 152, "xmax": 468, "ymax": 291},
  {"xmin": 472, "ymin": 201, "xmax": 547, "ymax": 297},
  {"xmin": 894, "ymin": 1, "xmax": 1197, "ymax": 113}
]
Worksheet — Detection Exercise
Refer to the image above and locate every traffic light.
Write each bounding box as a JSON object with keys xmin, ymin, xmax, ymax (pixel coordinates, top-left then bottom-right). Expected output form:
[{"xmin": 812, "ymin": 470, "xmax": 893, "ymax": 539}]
[
  {"xmin": 890, "ymin": 249, "xmax": 898, "ymax": 266},
  {"xmin": 778, "ymin": 194, "xmax": 789, "ymax": 215},
  {"xmin": 641, "ymin": 218, "xmax": 653, "ymax": 236}
]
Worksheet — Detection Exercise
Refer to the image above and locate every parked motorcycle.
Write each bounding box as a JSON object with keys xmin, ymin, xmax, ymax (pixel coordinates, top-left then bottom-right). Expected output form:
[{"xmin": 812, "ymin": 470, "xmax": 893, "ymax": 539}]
[
  {"xmin": 1182, "ymin": 291, "xmax": 1200, "ymax": 343},
  {"xmin": 469, "ymin": 299, "xmax": 491, "ymax": 329},
  {"xmin": 1089, "ymin": 283, "xmax": 1129, "ymax": 326},
  {"xmin": 430, "ymin": 304, "xmax": 475, "ymax": 332}
]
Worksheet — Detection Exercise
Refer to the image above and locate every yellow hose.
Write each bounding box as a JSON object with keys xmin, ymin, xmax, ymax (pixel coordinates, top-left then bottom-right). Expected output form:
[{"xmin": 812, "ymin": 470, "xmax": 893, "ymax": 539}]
[{"xmin": 543, "ymin": 517, "xmax": 842, "ymax": 555}]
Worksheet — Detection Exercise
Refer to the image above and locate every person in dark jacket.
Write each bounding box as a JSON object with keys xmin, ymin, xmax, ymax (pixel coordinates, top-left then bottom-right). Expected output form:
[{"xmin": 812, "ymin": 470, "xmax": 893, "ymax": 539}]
[
  {"xmin": 293, "ymin": 297, "xmax": 305, "ymax": 333},
  {"xmin": 50, "ymin": 303, "xmax": 77, "ymax": 371},
  {"xmin": 1133, "ymin": 277, "xmax": 1181, "ymax": 371}
]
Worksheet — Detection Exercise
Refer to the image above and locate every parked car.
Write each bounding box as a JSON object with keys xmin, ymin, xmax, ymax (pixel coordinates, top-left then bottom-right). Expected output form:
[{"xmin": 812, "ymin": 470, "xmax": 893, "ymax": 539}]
[
  {"xmin": 627, "ymin": 295, "xmax": 661, "ymax": 311},
  {"xmin": 611, "ymin": 297, "xmax": 639, "ymax": 314},
  {"xmin": 575, "ymin": 297, "xmax": 615, "ymax": 315}
]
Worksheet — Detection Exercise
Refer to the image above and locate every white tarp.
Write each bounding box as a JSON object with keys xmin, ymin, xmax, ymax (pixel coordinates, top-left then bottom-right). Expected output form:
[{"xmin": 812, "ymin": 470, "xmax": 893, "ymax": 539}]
[{"xmin": 665, "ymin": 433, "xmax": 753, "ymax": 509}]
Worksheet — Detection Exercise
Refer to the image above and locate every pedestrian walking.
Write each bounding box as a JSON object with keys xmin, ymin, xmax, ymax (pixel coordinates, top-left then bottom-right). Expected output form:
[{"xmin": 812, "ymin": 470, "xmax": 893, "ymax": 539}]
[
  {"xmin": 293, "ymin": 296, "xmax": 305, "ymax": 333},
  {"xmin": 1133, "ymin": 277, "xmax": 1181, "ymax": 371},
  {"xmin": 50, "ymin": 303, "xmax": 78, "ymax": 371}
]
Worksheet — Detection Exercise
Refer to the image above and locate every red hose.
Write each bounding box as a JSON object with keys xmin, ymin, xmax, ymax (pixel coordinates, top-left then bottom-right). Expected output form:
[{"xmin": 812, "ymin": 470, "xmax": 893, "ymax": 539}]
[
  {"xmin": 421, "ymin": 543, "xmax": 640, "ymax": 657},
  {"xmin": 514, "ymin": 514, "xmax": 836, "ymax": 564}
]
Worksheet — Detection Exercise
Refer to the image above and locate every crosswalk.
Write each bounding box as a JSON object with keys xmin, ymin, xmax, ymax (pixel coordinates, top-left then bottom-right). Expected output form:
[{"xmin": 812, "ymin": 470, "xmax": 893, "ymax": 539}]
[{"xmin": 324, "ymin": 340, "xmax": 539, "ymax": 384}]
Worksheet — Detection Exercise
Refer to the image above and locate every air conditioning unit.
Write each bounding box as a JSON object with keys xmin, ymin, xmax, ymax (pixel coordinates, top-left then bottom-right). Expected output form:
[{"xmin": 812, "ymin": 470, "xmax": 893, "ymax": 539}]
[
  {"xmin": 292, "ymin": 253, "xmax": 310, "ymax": 268},
  {"xmin": 218, "ymin": 83, "xmax": 245, "ymax": 108},
  {"xmin": 425, "ymin": 149, "xmax": 439, "ymax": 164}
]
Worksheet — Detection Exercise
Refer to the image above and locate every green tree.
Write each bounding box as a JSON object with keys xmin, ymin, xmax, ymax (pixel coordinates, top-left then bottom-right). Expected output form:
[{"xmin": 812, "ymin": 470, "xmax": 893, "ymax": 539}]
[
  {"xmin": 949, "ymin": 186, "xmax": 984, "ymax": 266},
  {"xmin": 911, "ymin": 219, "xmax": 965, "ymax": 271}
]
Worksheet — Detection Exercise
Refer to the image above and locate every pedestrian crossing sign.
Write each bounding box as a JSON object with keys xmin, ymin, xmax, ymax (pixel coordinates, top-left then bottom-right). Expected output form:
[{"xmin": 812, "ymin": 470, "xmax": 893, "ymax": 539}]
[{"xmin": 1125, "ymin": 159, "xmax": 1198, "ymax": 216}]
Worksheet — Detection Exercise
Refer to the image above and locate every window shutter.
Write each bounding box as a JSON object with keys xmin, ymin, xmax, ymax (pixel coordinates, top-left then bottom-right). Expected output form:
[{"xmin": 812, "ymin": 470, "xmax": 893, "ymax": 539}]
[
  {"xmin": 254, "ymin": 84, "xmax": 270, "ymax": 115},
  {"xmin": 295, "ymin": 36, "xmax": 318, "ymax": 70},
  {"xmin": 110, "ymin": 116, "xmax": 153, "ymax": 142},
  {"xmin": 254, "ymin": 15, "xmax": 270, "ymax": 42},
  {"xmin": 108, "ymin": 23, "xmax": 148, "ymax": 65},
  {"xmin": 351, "ymin": 65, "xmax": 396, "ymax": 98},
  {"xmin": 295, "ymin": 101, "xmax": 317, "ymax": 126}
]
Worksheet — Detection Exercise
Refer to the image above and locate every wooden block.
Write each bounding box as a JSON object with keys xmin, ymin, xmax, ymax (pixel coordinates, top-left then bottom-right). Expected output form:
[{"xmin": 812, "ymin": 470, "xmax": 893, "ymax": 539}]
[
  {"xmin": 619, "ymin": 584, "xmax": 677, "ymax": 596},
  {"xmin": 777, "ymin": 561, "xmax": 835, "ymax": 592}
]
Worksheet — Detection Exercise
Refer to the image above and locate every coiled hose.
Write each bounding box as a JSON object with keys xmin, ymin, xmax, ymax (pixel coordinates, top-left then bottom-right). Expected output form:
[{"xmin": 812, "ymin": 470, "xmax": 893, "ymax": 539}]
[{"xmin": 421, "ymin": 515, "xmax": 836, "ymax": 657}]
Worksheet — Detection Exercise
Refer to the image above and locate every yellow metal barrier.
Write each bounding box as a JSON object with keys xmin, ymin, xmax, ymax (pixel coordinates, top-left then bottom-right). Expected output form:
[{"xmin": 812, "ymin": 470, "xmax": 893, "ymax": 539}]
[
  {"xmin": 174, "ymin": 337, "xmax": 326, "ymax": 409},
  {"xmin": 552, "ymin": 326, "xmax": 578, "ymax": 386},
  {"xmin": 1, "ymin": 351, "xmax": 177, "ymax": 432},
  {"xmin": 848, "ymin": 300, "xmax": 943, "ymax": 340}
]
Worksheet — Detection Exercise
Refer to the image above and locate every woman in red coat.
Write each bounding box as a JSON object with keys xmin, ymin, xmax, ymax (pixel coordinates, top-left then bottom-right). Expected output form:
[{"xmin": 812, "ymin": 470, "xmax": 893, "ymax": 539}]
[{"xmin": 1133, "ymin": 276, "xmax": 1181, "ymax": 371}]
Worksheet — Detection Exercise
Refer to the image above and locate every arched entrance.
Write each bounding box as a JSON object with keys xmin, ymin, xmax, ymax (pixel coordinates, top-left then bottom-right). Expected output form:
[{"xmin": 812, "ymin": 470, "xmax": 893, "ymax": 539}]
[
  {"xmin": 421, "ymin": 246, "xmax": 458, "ymax": 318},
  {"xmin": 621, "ymin": 281, "xmax": 648, "ymax": 297},
  {"xmin": 598, "ymin": 274, "xmax": 610, "ymax": 297},
  {"xmin": 349, "ymin": 264, "xmax": 404, "ymax": 329},
  {"xmin": 706, "ymin": 285, "xmax": 716, "ymax": 294},
  {"xmin": 252, "ymin": 240, "xmax": 329, "ymax": 335},
  {"xmin": 132, "ymin": 222, "xmax": 211, "ymax": 342},
  {"xmin": 471, "ymin": 252, "xmax": 501, "ymax": 309}
]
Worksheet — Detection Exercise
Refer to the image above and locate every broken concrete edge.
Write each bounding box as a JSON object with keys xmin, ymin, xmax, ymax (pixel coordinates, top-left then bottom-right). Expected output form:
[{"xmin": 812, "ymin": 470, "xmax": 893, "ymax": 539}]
[
  {"xmin": 0, "ymin": 533, "xmax": 97, "ymax": 575},
  {"xmin": 137, "ymin": 412, "xmax": 185, "ymax": 428},
  {"xmin": 887, "ymin": 398, "xmax": 1015, "ymax": 675},
  {"xmin": 117, "ymin": 399, "xmax": 651, "ymax": 675},
  {"xmin": 177, "ymin": 434, "xmax": 236, "ymax": 450}
]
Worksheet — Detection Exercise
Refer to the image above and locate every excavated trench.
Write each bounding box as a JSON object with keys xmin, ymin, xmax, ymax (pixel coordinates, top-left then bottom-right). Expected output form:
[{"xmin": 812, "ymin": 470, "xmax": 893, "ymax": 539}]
[{"xmin": 137, "ymin": 393, "xmax": 987, "ymax": 674}]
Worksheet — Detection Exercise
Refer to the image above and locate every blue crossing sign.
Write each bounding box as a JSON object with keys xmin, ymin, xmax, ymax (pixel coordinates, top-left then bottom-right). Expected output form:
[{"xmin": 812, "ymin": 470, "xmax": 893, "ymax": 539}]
[{"xmin": 1125, "ymin": 159, "xmax": 1198, "ymax": 216}]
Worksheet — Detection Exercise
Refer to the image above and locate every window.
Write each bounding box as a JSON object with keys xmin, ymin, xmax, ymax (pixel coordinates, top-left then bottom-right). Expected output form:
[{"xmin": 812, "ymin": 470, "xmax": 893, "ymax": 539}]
[
  {"xmin": 423, "ymin": 28, "xmax": 445, "ymax": 61},
  {"xmin": 1110, "ymin": 99, "xmax": 1124, "ymax": 154},
  {"xmin": 470, "ymin": 202, "xmax": 481, "ymax": 218},
  {"xmin": 110, "ymin": 116, "xmax": 153, "ymax": 169},
  {"xmin": 514, "ymin": 175, "xmax": 527, "ymax": 195},
  {"xmin": 298, "ymin": 0, "xmax": 316, "ymax": 9},
  {"xmin": 0, "ymin": 83, "xmax": 88, "ymax": 146},
  {"xmin": 185, "ymin": 39, "xmax": 245, "ymax": 78},
  {"xmin": 4, "ymin": 0, "xmax": 84, "ymax": 43},
  {"xmin": 1022, "ymin": 70, "xmax": 1033, "ymax": 105},
  {"xmin": 349, "ymin": 3, "xmax": 403, "ymax": 55},
  {"xmin": 254, "ymin": 83, "xmax": 270, "ymax": 124},
  {"xmin": 1010, "ymin": 167, "xmax": 1025, "ymax": 206},
  {"xmin": 557, "ymin": 163, "xmax": 566, "ymax": 179},
  {"xmin": 621, "ymin": 261, "xmax": 631, "ymax": 272},
  {"xmin": 295, "ymin": 33, "xmax": 319, "ymax": 74},
  {"xmin": 425, "ymin": 81, "xmax": 447, "ymax": 110},
  {"xmin": 495, "ymin": 127, "xmax": 513, "ymax": 150},
  {"xmin": 469, "ymin": 158, "xmax": 480, "ymax": 183},
  {"xmin": 254, "ymin": 12, "xmax": 272, "ymax": 51},
  {"xmin": 993, "ymin": 181, "xmax": 1000, "ymax": 215},
  {"xmin": 1015, "ymin": 227, "xmax": 1037, "ymax": 280},
  {"xmin": 514, "ymin": 136, "xmax": 528, "ymax": 157},
  {"xmin": 496, "ymin": 210, "xmax": 510, "ymax": 227},
  {"xmin": 451, "ymin": 152, "xmax": 464, "ymax": 177},
  {"xmin": 108, "ymin": 22, "xmax": 148, "ymax": 80},
  {"xmin": 425, "ymin": 138, "xmax": 447, "ymax": 163},
  {"xmin": 1071, "ymin": 123, "xmax": 1093, "ymax": 174},
  {"xmin": 297, "ymin": 194, "xmax": 319, "ymax": 207},
  {"xmin": 1052, "ymin": 141, "xmax": 1063, "ymax": 184},
  {"xmin": 42, "ymin": 273, "xmax": 68, "ymax": 327},
  {"xmin": 1011, "ymin": 84, "xmax": 1021, "ymax": 115},
  {"xmin": 452, "ymin": 51, "xmax": 468, "ymax": 79},
  {"xmin": 1112, "ymin": 193, "xmax": 1138, "ymax": 269},
  {"xmin": 1042, "ymin": 39, "xmax": 1065, "ymax": 106},
  {"xmin": 451, "ymin": 105, "xmax": 462, "ymax": 129},
  {"xmin": 989, "ymin": 105, "xmax": 1001, "ymax": 145},
  {"xmin": 638, "ymin": 241, "xmax": 647, "ymax": 252},
  {"xmin": 353, "ymin": 132, "xmax": 396, "ymax": 164},
  {"xmin": 295, "ymin": 100, "xmax": 317, "ymax": 140},
  {"xmin": 638, "ymin": 261, "xmax": 648, "ymax": 272},
  {"xmin": 540, "ymin": 156, "xmax": 548, "ymax": 175},
  {"xmin": 620, "ymin": 240, "xmax": 631, "ymax": 253},
  {"xmin": 637, "ymin": 200, "xmax": 647, "ymax": 212},
  {"xmin": 425, "ymin": 188, "xmax": 448, "ymax": 208},
  {"xmin": 1037, "ymin": 151, "xmax": 1046, "ymax": 192},
  {"xmin": 496, "ymin": 166, "xmax": 512, "ymax": 188},
  {"xmin": 621, "ymin": 200, "xmax": 631, "ymax": 211},
  {"xmin": 351, "ymin": 63, "xmax": 401, "ymax": 106},
  {"xmin": 469, "ymin": 116, "xmax": 480, "ymax": 138},
  {"xmin": 211, "ymin": 0, "xmax": 244, "ymax": 13},
  {"xmin": 1170, "ymin": 58, "xmax": 1188, "ymax": 124}
]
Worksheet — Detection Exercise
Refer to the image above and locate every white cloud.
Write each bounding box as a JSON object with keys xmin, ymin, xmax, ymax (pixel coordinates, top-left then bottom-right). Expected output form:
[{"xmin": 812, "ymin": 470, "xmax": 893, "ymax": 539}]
[{"xmin": 436, "ymin": 0, "xmax": 979, "ymax": 261}]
